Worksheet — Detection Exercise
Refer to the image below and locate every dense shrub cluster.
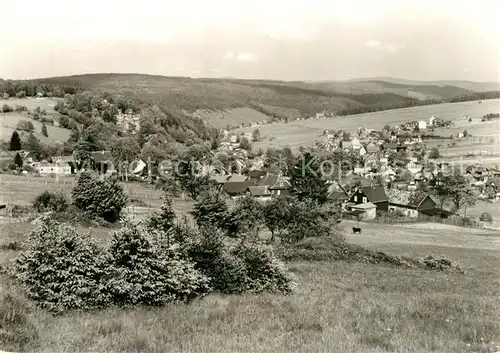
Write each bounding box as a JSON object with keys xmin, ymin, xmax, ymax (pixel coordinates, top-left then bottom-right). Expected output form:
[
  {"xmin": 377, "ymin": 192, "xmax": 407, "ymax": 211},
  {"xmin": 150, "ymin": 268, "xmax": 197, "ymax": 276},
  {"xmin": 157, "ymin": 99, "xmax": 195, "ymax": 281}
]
[
  {"xmin": 11, "ymin": 215, "xmax": 111, "ymax": 313},
  {"xmin": 32, "ymin": 191, "xmax": 69, "ymax": 213},
  {"xmin": 72, "ymin": 172, "xmax": 127, "ymax": 223},
  {"xmin": 10, "ymin": 205, "xmax": 295, "ymax": 313}
]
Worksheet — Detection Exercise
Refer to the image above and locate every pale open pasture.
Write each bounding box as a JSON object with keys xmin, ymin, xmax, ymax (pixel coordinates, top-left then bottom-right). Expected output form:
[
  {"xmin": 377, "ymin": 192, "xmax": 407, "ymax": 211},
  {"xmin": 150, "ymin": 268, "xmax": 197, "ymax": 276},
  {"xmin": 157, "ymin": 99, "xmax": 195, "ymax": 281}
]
[
  {"xmin": 238, "ymin": 99, "xmax": 500, "ymax": 151},
  {"xmin": 0, "ymin": 97, "xmax": 61, "ymax": 113},
  {"xmin": 0, "ymin": 112, "xmax": 71, "ymax": 144}
]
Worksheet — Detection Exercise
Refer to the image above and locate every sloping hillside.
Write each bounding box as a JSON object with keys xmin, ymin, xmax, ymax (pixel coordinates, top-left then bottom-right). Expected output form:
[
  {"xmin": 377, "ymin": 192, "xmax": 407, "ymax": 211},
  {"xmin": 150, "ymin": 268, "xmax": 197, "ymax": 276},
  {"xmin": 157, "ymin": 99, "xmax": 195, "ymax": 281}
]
[
  {"xmin": 341, "ymin": 77, "xmax": 500, "ymax": 92},
  {"xmin": 37, "ymin": 73, "xmax": 498, "ymax": 128}
]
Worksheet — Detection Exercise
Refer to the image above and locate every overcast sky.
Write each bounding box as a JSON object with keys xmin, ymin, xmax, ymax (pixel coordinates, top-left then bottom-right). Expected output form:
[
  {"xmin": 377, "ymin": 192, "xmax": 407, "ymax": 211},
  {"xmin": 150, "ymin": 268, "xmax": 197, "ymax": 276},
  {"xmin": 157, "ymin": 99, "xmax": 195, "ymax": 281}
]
[{"xmin": 1, "ymin": 0, "xmax": 499, "ymax": 81}]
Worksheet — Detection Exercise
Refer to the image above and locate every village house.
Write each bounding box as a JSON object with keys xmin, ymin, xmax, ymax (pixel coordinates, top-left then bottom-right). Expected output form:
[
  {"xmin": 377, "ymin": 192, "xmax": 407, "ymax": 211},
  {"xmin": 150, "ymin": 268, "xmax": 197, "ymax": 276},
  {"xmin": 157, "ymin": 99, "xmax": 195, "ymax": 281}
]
[
  {"xmin": 406, "ymin": 160, "xmax": 423, "ymax": 174},
  {"xmin": 346, "ymin": 185, "xmax": 389, "ymax": 211},
  {"xmin": 429, "ymin": 116, "xmax": 436, "ymax": 126},
  {"xmin": 257, "ymin": 173, "xmax": 292, "ymax": 197},
  {"xmin": 35, "ymin": 160, "xmax": 72, "ymax": 176},
  {"xmin": 346, "ymin": 202, "xmax": 377, "ymax": 220},
  {"xmin": 418, "ymin": 120, "xmax": 427, "ymax": 130},
  {"xmin": 365, "ymin": 142, "xmax": 380, "ymax": 154},
  {"xmin": 351, "ymin": 137, "xmax": 362, "ymax": 150},
  {"xmin": 246, "ymin": 185, "xmax": 272, "ymax": 202},
  {"xmin": 386, "ymin": 189, "xmax": 441, "ymax": 218},
  {"xmin": 466, "ymin": 165, "xmax": 489, "ymax": 184},
  {"xmin": 223, "ymin": 181, "xmax": 256, "ymax": 199},
  {"xmin": 327, "ymin": 186, "xmax": 350, "ymax": 210},
  {"xmin": 341, "ymin": 140, "xmax": 352, "ymax": 151},
  {"xmin": 50, "ymin": 155, "xmax": 76, "ymax": 174}
]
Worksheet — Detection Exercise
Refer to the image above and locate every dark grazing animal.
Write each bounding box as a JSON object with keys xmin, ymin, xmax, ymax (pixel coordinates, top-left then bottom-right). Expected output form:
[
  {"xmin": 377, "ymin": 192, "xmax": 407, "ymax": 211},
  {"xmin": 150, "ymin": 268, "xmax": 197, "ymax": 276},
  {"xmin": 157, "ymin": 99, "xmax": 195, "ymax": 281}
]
[{"xmin": 352, "ymin": 227, "xmax": 362, "ymax": 234}]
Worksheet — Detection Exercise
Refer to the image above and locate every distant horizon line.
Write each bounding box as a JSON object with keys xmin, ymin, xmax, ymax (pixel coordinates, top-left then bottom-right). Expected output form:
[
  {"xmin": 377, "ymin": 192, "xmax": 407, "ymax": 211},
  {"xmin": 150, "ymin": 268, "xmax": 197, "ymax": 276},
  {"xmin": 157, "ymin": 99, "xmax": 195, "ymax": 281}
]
[{"xmin": 1, "ymin": 72, "xmax": 499, "ymax": 85}]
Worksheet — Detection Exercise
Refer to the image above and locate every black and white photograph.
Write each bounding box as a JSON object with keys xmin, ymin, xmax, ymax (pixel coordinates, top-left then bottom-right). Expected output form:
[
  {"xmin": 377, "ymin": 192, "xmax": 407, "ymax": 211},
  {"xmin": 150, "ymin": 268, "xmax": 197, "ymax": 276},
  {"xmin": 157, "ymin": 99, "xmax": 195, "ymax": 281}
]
[{"xmin": 0, "ymin": 0, "xmax": 499, "ymax": 352}]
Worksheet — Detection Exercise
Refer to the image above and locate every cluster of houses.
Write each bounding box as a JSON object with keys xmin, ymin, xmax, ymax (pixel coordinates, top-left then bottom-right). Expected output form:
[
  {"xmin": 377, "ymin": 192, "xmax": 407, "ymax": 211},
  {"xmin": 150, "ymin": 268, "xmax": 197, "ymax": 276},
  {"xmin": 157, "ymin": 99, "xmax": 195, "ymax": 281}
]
[{"xmin": 116, "ymin": 109, "xmax": 141, "ymax": 134}]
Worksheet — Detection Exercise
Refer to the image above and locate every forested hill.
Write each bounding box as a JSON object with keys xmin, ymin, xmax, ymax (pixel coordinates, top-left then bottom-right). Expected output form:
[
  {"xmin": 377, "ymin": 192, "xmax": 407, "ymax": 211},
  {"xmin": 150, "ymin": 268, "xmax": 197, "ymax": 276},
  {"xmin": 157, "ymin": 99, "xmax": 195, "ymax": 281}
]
[{"xmin": 37, "ymin": 74, "xmax": 499, "ymax": 123}]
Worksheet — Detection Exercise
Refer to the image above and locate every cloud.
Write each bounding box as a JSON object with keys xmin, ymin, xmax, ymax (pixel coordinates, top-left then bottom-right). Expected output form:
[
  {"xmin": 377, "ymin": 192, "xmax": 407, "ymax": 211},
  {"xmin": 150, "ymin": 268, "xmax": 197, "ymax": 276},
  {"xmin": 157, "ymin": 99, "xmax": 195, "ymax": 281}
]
[{"xmin": 224, "ymin": 51, "xmax": 259, "ymax": 62}]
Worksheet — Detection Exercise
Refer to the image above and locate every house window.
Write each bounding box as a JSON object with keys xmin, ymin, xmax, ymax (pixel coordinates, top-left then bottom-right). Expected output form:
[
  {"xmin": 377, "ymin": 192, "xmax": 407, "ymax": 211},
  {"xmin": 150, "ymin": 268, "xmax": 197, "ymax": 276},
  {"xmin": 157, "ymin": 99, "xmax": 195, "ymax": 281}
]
[
  {"xmin": 362, "ymin": 197, "xmax": 367, "ymax": 203},
  {"xmin": 354, "ymin": 196, "xmax": 358, "ymax": 202}
]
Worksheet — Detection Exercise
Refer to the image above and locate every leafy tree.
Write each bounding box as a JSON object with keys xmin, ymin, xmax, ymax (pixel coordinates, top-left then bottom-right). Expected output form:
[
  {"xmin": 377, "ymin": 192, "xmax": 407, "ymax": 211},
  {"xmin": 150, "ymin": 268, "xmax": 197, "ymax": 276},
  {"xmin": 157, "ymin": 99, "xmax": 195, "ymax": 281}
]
[
  {"xmin": 13, "ymin": 153, "xmax": 23, "ymax": 168},
  {"xmin": 229, "ymin": 196, "xmax": 263, "ymax": 239},
  {"xmin": 284, "ymin": 198, "xmax": 338, "ymax": 244},
  {"xmin": 463, "ymin": 129, "xmax": 468, "ymax": 137},
  {"xmin": 23, "ymin": 133, "xmax": 44, "ymax": 160},
  {"xmin": 9, "ymin": 130, "xmax": 22, "ymax": 151},
  {"xmin": 174, "ymin": 159, "xmax": 211, "ymax": 200},
  {"xmin": 72, "ymin": 172, "xmax": 128, "ymax": 222},
  {"xmin": 190, "ymin": 188, "xmax": 233, "ymax": 234},
  {"xmin": 429, "ymin": 147, "xmax": 441, "ymax": 159},
  {"xmin": 58, "ymin": 115, "xmax": 70, "ymax": 128},
  {"xmin": 16, "ymin": 120, "xmax": 34, "ymax": 133},
  {"xmin": 147, "ymin": 196, "xmax": 176, "ymax": 246},
  {"xmin": 262, "ymin": 197, "xmax": 291, "ymax": 241},
  {"xmin": 239, "ymin": 137, "xmax": 251, "ymax": 151},
  {"xmin": 32, "ymin": 191, "xmax": 68, "ymax": 213},
  {"xmin": 479, "ymin": 212, "xmax": 492, "ymax": 223},
  {"xmin": 435, "ymin": 173, "xmax": 476, "ymax": 219},
  {"xmin": 288, "ymin": 152, "xmax": 329, "ymax": 204},
  {"xmin": 252, "ymin": 128, "xmax": 261, "ymax": 142},
  {"xmin": 41, "ymin": 123, "xmax": 48, "ymax": 137}
]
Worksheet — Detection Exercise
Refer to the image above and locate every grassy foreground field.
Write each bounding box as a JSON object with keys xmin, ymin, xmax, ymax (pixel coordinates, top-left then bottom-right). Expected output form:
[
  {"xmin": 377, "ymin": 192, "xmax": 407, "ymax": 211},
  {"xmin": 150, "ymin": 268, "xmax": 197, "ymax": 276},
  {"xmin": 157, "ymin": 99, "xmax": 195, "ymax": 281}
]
[{"xmin": 0, "ymin": 218, "xmax": 499, "ymax": 352}]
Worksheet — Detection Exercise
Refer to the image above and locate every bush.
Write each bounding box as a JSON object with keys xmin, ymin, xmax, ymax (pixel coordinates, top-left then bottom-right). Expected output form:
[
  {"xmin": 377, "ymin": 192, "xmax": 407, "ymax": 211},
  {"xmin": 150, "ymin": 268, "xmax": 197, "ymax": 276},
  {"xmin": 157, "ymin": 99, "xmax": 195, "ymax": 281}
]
[
  {"xmin": 105, "ymin": 222, "xmax": 210, "ymax": 306},
  {"xmin": 479, "ymin": 212, "xmax": 493, "ymax": 223},
  {"xmin": 32, "ymin": 191, "xmax": 69, "ymax": 213},
  {"xmin": 175, "ymin": 225, "xmax": 295, "ymax": 294},
  {"xmin": 182, "ymin": 227, "xmax": 248, "ymax": 294},
  {"xmin": 72, "ymin": 172, "xmax": 127, "ymax": 222},
  {"xmin": 11, "ymin": 215, "xmax": 112, "ymax": 313},
  {"xmin": 232, "ymin": 241, "xmax": 296, "ymax": 293},
  {"xmin": 15, "ymin": 120, "xmax": 34, "ymax": 133},
  {"xmin": 1, "ymin": 104, "xmax": 13, "ymax": 113}
]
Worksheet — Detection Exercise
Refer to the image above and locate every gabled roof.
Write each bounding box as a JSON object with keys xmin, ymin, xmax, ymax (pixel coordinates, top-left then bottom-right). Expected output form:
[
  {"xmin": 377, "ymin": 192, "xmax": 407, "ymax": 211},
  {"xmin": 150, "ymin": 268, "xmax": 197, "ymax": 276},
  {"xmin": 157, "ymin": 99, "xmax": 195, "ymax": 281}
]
[
  {"xmin": 357, "ymin": 185, "xmax": 389, "ymax": 203},
  {"xmin": 328, "ymin": 190, "xmax": 349, "ymax": 201},
  {"xmin": 386, "ymin": 189, "xmax": 431, "ymax": 208},
  {"xmin": 247, "ymin": 169, "xmax": 267, "ymax": 179},
  {"xmin": 351, "ymin": 202, "xmax": 377, "ymax": 209},
  {"xmin": 227, "ymin": 174, "xmax": 248, "ymax": 182},
  {"xmin": 384, "ymin": 143, "xmax": 399, "ymax": 150},
  {"xmin": 223, "ymin": 181, "xmax": 256, "ymax": 195},
  {"xmin": 269, "ymin": 175, "xmax": 291, "ymax": 190},
  {"xmin": 212, "ymin": 175, "xmax": 230, "ymax": 184},
  {"xmin": 258, "ymin": 173, "xmax": 278, "ymax": 187},
  {"xmin": 247, "ymin": 185, "xmax": 271, "ymax": 197}
]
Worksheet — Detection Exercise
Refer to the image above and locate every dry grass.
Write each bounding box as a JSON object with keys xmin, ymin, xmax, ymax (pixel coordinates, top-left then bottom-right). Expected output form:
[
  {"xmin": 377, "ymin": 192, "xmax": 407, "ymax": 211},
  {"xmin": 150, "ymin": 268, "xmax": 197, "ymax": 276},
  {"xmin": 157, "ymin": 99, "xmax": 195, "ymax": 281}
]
[{"xmin": 0, "ymin": 219, "xmax": 499, "ymax": 352}]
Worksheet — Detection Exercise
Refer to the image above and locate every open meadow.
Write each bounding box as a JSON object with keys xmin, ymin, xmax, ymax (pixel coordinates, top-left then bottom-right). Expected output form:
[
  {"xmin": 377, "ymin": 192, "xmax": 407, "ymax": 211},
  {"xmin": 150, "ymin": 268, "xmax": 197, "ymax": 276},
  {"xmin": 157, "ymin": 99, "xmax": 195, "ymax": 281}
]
[
  {"xmin": 0, "ymin": 217, "xmax": 499, "ymax": 353},
  {"xmin": 237, "ymin": 99, "xmax": 500, "ymax": 151},
  {"xmin": 0, "ymin": 97, "xmax": 60, "ymax": 113},
  {"xmin": 0, "ymin": 113, "xmax": 71, "ymax": 145}
]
